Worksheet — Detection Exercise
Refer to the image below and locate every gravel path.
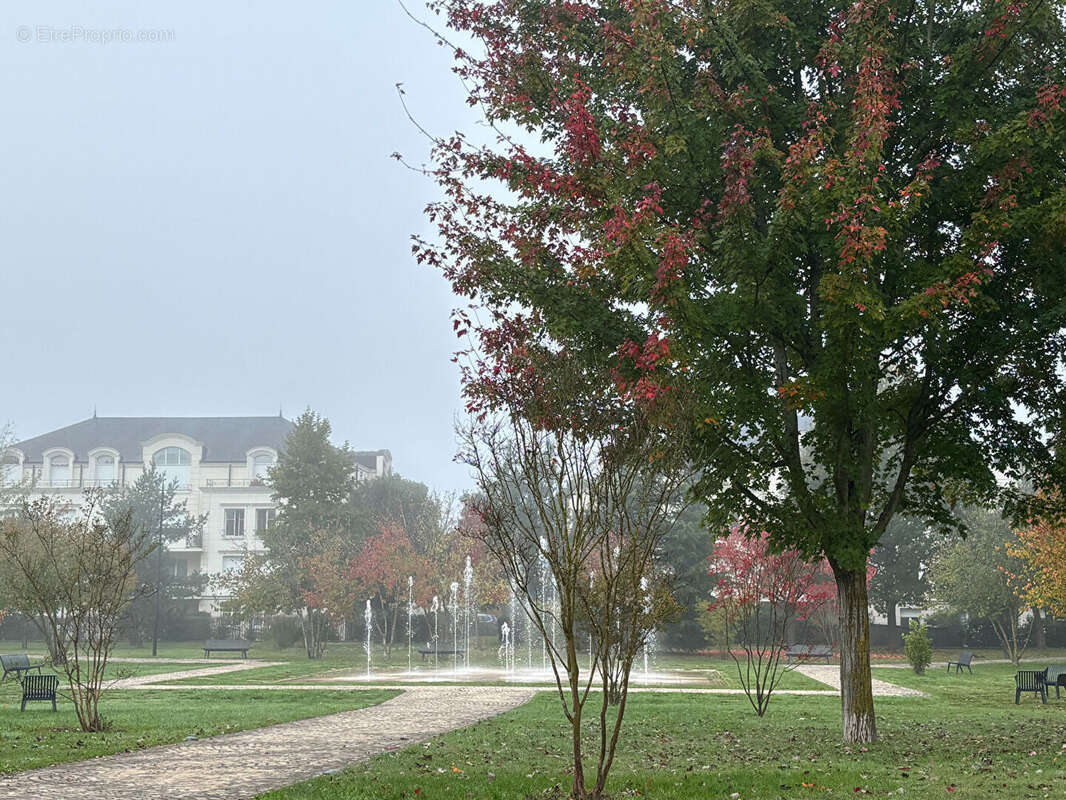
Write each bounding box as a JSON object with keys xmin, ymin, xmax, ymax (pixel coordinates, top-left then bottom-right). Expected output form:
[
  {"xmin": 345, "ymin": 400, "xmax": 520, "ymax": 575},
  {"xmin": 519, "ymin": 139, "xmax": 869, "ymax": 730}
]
[
  {"xmin": 0, "ymin": 686, "xmax": 534, "ymax": 800},
  {"xmin": 794, "ymin": 664, "xmax": 927, "ymax": 697}
]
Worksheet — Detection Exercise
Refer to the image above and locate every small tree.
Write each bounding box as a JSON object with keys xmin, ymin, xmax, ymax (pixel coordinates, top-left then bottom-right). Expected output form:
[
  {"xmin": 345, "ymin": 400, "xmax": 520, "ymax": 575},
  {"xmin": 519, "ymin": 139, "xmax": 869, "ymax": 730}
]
[
  {"xmin": 869, "ymin": 517, "xmax": 935, "ymax": 649},
  {"xmin": 0, "ymin": 495, "xmax": 154, "ymax": 731},
  {"xmin": 97, "ymin": 468, "xmax": 206, "ymax": 652},
  {"xmin": 903, "ymin": 619, "xmax": 932, "ymax": 675},
  {"xmin": 1007, "ymin": 491, "xmax": 1066, "ymax": 617},
  {"xmin": 710, "ymin": 527, "xmax": 833, "ymax": 716},
  {"xmin": 460, "ymin": 409, "xmax": 691, "ymax": 800},
  {"xmin": 230, "ymin": 409, "xmax": 355, "ymax": 659},
  {"xmin": 929, "ymin": 506, "xmax": 1030, "ymax": 663},
  {"xmin": 349, "ymin": 521, "xmax": 432, "ymax": 655}
]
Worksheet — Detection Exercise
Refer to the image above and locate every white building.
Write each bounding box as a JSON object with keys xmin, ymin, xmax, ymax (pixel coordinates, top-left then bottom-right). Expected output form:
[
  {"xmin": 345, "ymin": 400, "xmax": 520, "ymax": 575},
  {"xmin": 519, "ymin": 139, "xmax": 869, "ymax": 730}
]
[{"xmin": 2, "ymin": 415, "xmax": 390, "ymax": 613}]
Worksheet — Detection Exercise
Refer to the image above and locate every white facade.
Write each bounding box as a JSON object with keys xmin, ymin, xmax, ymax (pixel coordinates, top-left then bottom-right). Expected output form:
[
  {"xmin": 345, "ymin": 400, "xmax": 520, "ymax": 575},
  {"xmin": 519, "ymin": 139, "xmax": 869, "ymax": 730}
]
[{"xmin": 4, "ymin": 416, "xmax": 391, "ymax": 614}]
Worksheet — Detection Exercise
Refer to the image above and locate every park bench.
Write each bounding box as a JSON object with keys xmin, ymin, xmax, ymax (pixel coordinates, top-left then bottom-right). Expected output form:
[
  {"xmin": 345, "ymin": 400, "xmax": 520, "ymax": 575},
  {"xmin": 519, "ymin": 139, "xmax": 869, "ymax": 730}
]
[
  {"xmin": 785, "ymin": 644, "xmax": 832, "ymax": 664},
  {"xmin": 1045, "ymin": 665, "xmax": 1066, "ymax": 699},
  {"xmin": 20, "ymin": 674, "xmax": 58, "ymax": 712},
  {"xmin": 417, "ymin": 649, "xmax": 465, "ymax": 662},
  {"xmin": 202, "ymin": 639, "xmax": 252, "ymax": 658},
  {"xmin": 1015, "ymin": 668, "xmax": 1048, "ymax": 704},
  {"xmin": 0, "ymin": 653, "xmax": 44, "ymax": 682},
  {"xmin": 947, "ymin": 651, "xmax": 973, "ymax": 674}
]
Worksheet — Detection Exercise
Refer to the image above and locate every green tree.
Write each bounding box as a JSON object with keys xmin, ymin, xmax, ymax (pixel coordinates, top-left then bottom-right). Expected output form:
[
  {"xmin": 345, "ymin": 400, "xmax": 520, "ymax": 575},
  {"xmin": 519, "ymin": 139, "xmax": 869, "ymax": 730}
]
[
  {"xmin": 868, "ymin": 516, "xmax": 933, "ymax": 648},
  {"xmin": 229, "ymin": 409, "xmax": 355, "ymax": 659},
  {"xmin": 418, "ymin": 0, "xmax": 1066, "ymax": 741},
  {"xmin": 97, "ymin": 468, "xmax": 207, "ymax": 653},
  {"xmin": 902, "ymin": 618, "xmax": 932, "ymax": 674},
  {"xmin": 929, "ymin": 506, "xmax": 1030, "ymax": 663},
  {"xmin": 658, "ymin": 500, "xmax": 715, "ymax": 651},
  {"xmin": 0, "ymin": 495, "xmax": 154, "ymax": 731}
]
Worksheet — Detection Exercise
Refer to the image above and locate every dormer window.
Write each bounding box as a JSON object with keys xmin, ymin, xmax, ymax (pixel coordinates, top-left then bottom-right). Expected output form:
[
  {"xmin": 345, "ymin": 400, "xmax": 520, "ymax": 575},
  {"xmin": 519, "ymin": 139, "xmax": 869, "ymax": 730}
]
[
  {"xmin": 49, "ymin": 454, "xmax": 71, "ymax": 486},
  {"xmin": 94, "ymin": 454, "xmax": 116, "ymax": 485},
  {"xmin": 252, "ymin": 453, "xmax": 273, "ymax": 482},
  {"xmin": 153, "ymin": 446, "xmax": 191, "ymax": 488}
]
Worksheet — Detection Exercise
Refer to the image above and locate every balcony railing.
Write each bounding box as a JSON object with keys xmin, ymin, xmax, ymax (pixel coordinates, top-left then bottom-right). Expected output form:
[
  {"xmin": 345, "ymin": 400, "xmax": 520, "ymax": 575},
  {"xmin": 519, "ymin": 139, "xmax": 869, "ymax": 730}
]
[
  {"xmin": 185, "ymin": 532, "xmax": 203, "ymax": 548},
  {"xmin": 202, "ymin": 478, "xmax": 270, "ymax": 489}
]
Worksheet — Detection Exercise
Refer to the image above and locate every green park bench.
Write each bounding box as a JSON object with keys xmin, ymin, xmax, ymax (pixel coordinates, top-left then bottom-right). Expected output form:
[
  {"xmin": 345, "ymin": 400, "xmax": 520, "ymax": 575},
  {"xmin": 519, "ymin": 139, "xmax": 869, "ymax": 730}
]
[
  {"xmin": 20, "ymin": 674, "xmax": 59, "ymax": 712},
  {"xmin": 203, "ymin": 639, "xmax": 252, "ymax": 658},
  {"xmin": 0, "ymin": 653, "xmax": 45, "ymax": 682},
  {"xmin": 1015, "ymin": 668, "xmax": 1048, "ymax": 704}
]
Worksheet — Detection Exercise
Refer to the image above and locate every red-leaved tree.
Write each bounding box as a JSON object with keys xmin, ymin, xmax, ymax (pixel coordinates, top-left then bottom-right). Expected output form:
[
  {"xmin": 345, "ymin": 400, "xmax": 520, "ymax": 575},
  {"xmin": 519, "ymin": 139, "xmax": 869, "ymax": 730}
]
[
  {"xmin": 349, "ymin": 522, "xmax": 434, "ymax": 656},
  {"xmin": 710, "ymin": 526, "xmax": 835, "ymax": 716},
  {"xmin": 410, "ymin": 0, "xmax": 1066, "ymax": 743}
]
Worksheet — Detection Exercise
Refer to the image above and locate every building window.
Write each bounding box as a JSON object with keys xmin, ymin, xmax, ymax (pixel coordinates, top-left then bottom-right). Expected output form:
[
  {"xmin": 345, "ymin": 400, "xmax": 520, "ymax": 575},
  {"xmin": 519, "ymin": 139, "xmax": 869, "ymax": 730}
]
[
  {"xmin": 222, "ymin": 555, "xmax": 244, "ymax": 573},
  {"xmin": 153, "ymin": 446, "xmax": 191, "ymax": 487},
  {"xmin": 49, "ymin": 454, "xmax": 71, "ymax": 486},
  {"xmin": 0, "ymin": 454, "xmax": 21, "ymax": 486},
  {"xmin": 255, "ymin": 508, "xmax": 275, "ymax": 533},
  {"xmin": 165, "ymin": 558, "xmax": 188, "ymax": 579},
  {"xmin": 94, "ymin": 454, "xmax": 116, "ymax": 485},
  {"xmin": 224, "ymin": 508, "xmax": 245, "ymax": 537},
  {"xmin": 252, "ymin": 454, "xmax": 273, "ymax": 483}
]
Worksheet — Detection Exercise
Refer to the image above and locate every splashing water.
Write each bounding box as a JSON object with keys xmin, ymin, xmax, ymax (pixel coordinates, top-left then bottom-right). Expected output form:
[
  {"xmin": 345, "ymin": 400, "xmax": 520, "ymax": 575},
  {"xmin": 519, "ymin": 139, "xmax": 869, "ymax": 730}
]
[
  {"xmin": 449, "ymin": 581, "xmax": 460, "ymax": 671},
  {"xmin": 407, "ymin": 575, "xmax": 414, "ymax": 672},
  {"xmin": 364, "ymin": 599, "xmax": 373, "ymax": 677},
  {"xmin": 463, "ymin": 555, "xmax": 474, "ymax": 669},
  {"xmin": 640, "ymin": 576, "xmax": 655, "ymax": 683},
  {"xmin": 499, "ymin": 621, "xmax": 514, "ymax": 672},
  {"xmin": 431, "ymin": 594, "xmax": 440, "ymax": 669}
]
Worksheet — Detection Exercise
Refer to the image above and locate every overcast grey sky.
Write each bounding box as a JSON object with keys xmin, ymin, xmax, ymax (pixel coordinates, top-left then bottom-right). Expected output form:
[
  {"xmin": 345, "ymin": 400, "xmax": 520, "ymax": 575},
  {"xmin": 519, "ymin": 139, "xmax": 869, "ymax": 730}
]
[{"xmin": 0, "ymin": 1, "xmax": 482, "ymax": 492}]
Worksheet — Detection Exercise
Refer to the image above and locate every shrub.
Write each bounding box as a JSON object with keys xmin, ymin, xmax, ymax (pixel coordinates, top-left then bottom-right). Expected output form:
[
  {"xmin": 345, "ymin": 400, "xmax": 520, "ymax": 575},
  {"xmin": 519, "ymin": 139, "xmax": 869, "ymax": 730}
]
[
  {"xmin": 903, "ymin": 618, "xmax": 933, "ymax": 674},
  {"xmin": 271, "ymin": 617, "xmax": 302, "ymax": 649}
]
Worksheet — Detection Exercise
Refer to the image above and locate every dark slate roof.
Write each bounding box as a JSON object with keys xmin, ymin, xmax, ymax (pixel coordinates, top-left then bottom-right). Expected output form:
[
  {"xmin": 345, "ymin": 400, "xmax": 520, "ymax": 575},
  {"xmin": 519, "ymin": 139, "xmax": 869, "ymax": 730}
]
[
  {"xmin": 12, "ymin": 416, "xmax": 294, "ymax": 464},
  {"xmin": 354, "ymin": 450, "xmax": 390, "ymax": 471}
]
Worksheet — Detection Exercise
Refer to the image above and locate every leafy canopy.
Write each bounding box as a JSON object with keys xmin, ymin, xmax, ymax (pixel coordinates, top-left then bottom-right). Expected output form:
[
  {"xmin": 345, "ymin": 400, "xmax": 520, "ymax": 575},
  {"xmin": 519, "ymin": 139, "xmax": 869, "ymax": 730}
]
[{"xmin": 418, "ymin": 0, "xmax": 1066, "ymax": 572}]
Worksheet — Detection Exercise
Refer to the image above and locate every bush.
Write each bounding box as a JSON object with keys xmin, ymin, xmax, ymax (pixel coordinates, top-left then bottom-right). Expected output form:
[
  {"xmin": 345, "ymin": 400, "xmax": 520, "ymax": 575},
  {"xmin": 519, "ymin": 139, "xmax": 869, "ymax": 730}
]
[
  {"xmin": 903, "ymin": 618, "xmax": 933, "ymax": 674},
  {"xmin": 271, "ymin": 617, "xmax": 303, "ymax": 649}
]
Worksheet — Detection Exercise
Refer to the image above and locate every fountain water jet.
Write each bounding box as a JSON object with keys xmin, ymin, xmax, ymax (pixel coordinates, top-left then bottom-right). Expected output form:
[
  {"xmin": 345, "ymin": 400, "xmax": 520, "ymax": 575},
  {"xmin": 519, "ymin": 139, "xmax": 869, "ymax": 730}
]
[
  {"xmin": 449, "ymin": 581, "xmax": 460, "ymax": 671},
  {"xmin": 364, "ymin": 599, "xmax": 373, "ymax": 677},
  {"xmin": 431, "ymin": 594, "xmax": 440, "ymax": 669},
  {"xmin": 463, "ymin": 555, "xmax": 474, "ymax": 669},
  {"xmin": 407, "ymin": 575, "xmax": 414, "ymax": 672}
]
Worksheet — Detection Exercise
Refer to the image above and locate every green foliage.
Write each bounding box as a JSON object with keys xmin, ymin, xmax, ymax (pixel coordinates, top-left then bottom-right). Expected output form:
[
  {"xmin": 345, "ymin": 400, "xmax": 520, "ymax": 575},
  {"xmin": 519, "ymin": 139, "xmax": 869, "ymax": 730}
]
[
  {"xmin": 903, "ymin": 618, "xmax": 933, "ymax": 674},
  {"xmin": 424, "ymin": 0, "xmax": 1066, "ymax": 742},
  {"xmin": 929, "ymin": 506, "xmax": 1030, "ymax": 662},
  {"xmin": 266, "ymin": 408, "xmax": 355, "ymax": 548},
  {"xmin": 868, "ymin": 516, "xmax": 934, "ymax": 643},
  {"xmin": 659, "ymin": 500, "xmax": 715, "ymax": 650},
  {"xmin": 97, "ymin": 468, "xmax": 208, "ymax": 643},
  {"xmin": 229, "ymin": 409, "xmax": 356, "ymax": 659},
  {"xmin": 270, "ymin": 617, "xmax": 304, "ymax": 649}
]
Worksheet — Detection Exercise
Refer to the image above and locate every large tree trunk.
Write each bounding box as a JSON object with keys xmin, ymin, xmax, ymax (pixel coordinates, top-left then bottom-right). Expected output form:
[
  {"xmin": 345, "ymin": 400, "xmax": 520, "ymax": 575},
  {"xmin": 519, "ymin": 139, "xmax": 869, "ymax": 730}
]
[{"xmin": 833, "ymin": 564, "xmax": 877, "ymax": 743}]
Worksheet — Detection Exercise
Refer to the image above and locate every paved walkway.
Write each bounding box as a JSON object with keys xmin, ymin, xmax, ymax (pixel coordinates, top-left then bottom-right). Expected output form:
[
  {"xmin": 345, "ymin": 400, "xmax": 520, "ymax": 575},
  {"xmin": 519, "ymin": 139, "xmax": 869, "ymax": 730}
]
[
  {"xmin": 115, "ymin": 661, "xmax": 286, "ymax": 688},
  {"xmin": 795, "ymin": 664, "xmax": 926, "ymax": 697},
  {"xmin": 0, "ymin": 686, "xmax": 534, "ymax": 800}
]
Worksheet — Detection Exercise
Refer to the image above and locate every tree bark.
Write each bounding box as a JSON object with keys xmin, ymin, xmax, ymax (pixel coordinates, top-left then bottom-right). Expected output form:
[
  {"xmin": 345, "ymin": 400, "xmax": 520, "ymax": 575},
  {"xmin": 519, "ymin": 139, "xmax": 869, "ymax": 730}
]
[{"xmin": 833, "ymin": 564, "xmax": 878, "ymax": 743}]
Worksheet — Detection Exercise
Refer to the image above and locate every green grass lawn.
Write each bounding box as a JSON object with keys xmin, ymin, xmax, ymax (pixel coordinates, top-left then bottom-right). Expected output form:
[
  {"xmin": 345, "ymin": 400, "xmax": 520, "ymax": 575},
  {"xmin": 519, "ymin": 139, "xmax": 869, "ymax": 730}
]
[
  {"xmin": 0, "ymin": 686, "xmax": 397, "ymax": 775},
  {"xmin": 259, "ymin": 665, "xmax": 1066, "ymax": 799}
]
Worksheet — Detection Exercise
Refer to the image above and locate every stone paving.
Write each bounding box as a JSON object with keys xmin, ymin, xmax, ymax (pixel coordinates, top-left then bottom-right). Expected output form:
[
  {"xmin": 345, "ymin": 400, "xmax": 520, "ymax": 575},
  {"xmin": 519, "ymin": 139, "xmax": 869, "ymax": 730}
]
[{"xmin": 0, "ymin": 686, "xmax": 535, "ymax": 800}]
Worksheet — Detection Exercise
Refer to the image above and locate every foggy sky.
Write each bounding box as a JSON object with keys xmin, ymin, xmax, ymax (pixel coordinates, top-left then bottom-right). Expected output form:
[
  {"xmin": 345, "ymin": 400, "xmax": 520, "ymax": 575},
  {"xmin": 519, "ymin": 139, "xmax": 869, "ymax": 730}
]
[{"xmin": 0, "ymin": 1, "xmax": 480, "ymax": 492}]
